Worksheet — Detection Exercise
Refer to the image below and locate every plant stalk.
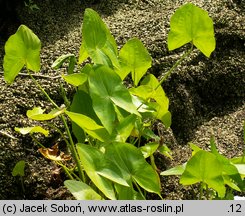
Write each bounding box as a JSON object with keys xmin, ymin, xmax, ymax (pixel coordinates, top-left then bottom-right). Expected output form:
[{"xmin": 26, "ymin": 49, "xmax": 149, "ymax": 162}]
[
  {"xmin": 133, "ymin": 179, "xmax": 146, "ymax": 200},
  {"xmin": 28, "ymin": 70, "xmax": 85, "ymax": 182},
  {"xmin": 28, "ymin": 71, "xmax": 59, "ymax": 109},
  {"xmin": 61, "ymin": 115, "xmax": 86, "ymax": 181},
  {"xmin": 199, "ymin": 182, "xmax": 204, "ymax": 200},
  {"xmin": 155, "ymin": 43, "xmax": 194, "ymax": 91}
]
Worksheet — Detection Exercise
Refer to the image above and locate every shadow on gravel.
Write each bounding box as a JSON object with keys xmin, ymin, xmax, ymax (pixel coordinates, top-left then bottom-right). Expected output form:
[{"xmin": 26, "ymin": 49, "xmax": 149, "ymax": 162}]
[
  {"xmin": 0, "ymin": 0, "xmax": 128, "ymax": 46},
  {"xmin": 161, "ymin": 32, "xmax": 245, "ymax": 144}
]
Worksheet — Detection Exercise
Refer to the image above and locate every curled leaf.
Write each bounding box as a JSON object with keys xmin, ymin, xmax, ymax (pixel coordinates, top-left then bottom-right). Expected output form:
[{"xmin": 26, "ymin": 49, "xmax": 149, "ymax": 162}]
[
  {"xmin": 15, "ymin": 126, "xmax": 49, "ymax": 137},
  {"xmin": 27, "ymin": 107, "xmax": 65, "ymax": 121},
  {"xmin": 38, "ymin": 143, "xmax": 72, "ymax": 161}
]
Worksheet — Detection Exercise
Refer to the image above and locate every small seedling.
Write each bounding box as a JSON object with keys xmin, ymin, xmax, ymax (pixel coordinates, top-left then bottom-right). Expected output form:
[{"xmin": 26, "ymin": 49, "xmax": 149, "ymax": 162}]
[{"xmin": 12, "ymin": 160, "xmax": 26, "ymax": 195}]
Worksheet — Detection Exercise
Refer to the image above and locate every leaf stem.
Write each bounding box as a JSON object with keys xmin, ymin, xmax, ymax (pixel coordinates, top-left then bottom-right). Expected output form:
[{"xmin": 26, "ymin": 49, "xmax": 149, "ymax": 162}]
[
  {"xmin": 155, "ymin": 43, "xmax": 193, "ymax": 91},
  {"xmin": 133, "ymin": 179, "xmax": 146, "ymax": 200},
  {"xmin": 150, "ymin": 154, "xmax": 158, "ymax": 171},
  {"xmin": 199, "ymin": 182, "xmax": 204, "ymax": 200},
  {"xmin": 60, "ymin": 115, "xmax": 85, "ymax": 182},
  {"xmin": 30, "ymin": 134, "xmax": 45, "ymax": 148},
  {"xmin": 27, "ymin": 70, "xmax": 59, "ymax": 109},
  {"xmin": 45, "ymin": 122, "xmax": 70, "ymax": 148},
  {"xmin": 57, "ymin": 162, "xmax": 74, "ymax": 180},
  {"xmin": 27, "ymin": 70, "xmax": 85, "ymax": 182},
  {"xmin": 205, "ymin": 183, "xmax": 210, "ymax": 200},
  {"xmin": 20, "ymin": 176, "xmax": 25, "ymax": 194}
]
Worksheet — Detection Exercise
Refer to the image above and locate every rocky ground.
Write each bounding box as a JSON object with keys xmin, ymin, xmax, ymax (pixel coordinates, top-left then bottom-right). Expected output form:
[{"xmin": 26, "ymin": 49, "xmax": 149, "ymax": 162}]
[{"xmin": 0, "ymin": 0, "xmax": 244, "ymax": 199}]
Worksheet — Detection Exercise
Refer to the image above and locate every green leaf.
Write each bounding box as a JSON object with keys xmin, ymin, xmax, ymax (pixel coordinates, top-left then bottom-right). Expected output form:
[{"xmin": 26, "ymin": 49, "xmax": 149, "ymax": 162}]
[
  {"xmin": 15, "ymin": 126, "xmax": 49, "ymax": 137},
  {"xmin": 79, "ymin": 41, "xmax": 89, "ymax": 64},
  {"xmin": 26, "ymin": 107, "xmax": 65, "ymax": 121},
  {"xmin": 105, "ymin": 142, "xmax": 161, "ymax": 195},
  {"xmin": 161, "ymin": 163, "xmax": 186, "ymax": 176},
  {"xmin": 51, "ymin": 54, "xmax": 76, "ymax": 74},
  {"xmin": 131, "ymin": 95, "xmax": 156, "ymax": 114},
  {"xmin": 4, "ymin": 25, "xmax": 41, "ymax": 83},
  {"xmin": 130, "ymin": 85, "xmax": 153, "ymax": 101},
  {"xmin": 12, "ymin": 160, "xmax": 25, "ymax": 177},
  {"xmin": 140, "ymin": 142, "xmax": 159, "ymax": 158},
  {"xmin": 114, "ymin": 114, "xmax": 137, "ymax": 142},
  {"xmin": 70, "ymin": 90, "xmax": 101, "ymax": 143},
  {"xmin": 223, "ymin": 175, "xmax": 241, "ymax": 192},
  {"xmin": 64, "ymin": 180, "xmax": 102, "ymax": 200},
  {"xmin": 118, "ymin": 38, "xmax": 151, "ymax": 85},
  {"xmin": 141, "ymin": 74, "xmax": 171, "ymax": 127},
  {"xmin": 158, "ymin": 144, "xmax": 173, "ymax": 160},
  {"xmin": 210, "ymin": 135, "xmax": 219, "ymax": 155},
  {"xmin": 65, "ymin": 111, "xmax": 110, "ymax": 142},
  {"xmin": 114, "ymin": 184, "xmax": 143, "ymax": 200},
  {"xmin": 180, "ymin": 150, "xmax": 226, "ymax": 198},
  {"xmin": 234, "ymin": 164, "xmax": 245, "ymax": 179},
  {"xmin": 243, "ymin": 121, "xmax": 245, "ymax": 144},
  {"xmin": 81, "ymin": 8, "xmax": 119, "ymax": 68},
  {"xmin": 89, "ymin": 65, "xmax": 139, "ymax": 134},
  {"xmin": 142, "ymin": 128, "xmax": 160, "ymax": 141},
  {"xmin": 62, "ymin": 73, "xmax": 88, "ymax": 87},
  {"xmin": 168, "ymin": 3, "xmax": 215, "ymax": 57},
  {"xmin": 189, "ymin": 142, "xmax": 203, "ymax": 155},
  {"xmin": 208, "ymin": 137, "xmax": 244, "ymax": 190},
  {"xmin": 76, "ymin": 144, "xmax": 129, "ymax": 199}
]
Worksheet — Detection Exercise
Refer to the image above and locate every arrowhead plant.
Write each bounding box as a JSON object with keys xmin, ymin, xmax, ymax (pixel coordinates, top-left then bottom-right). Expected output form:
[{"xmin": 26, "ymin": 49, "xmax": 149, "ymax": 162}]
[{"xmin": 3, "ymin": 3, "xmax": 221, "ymax": 200}]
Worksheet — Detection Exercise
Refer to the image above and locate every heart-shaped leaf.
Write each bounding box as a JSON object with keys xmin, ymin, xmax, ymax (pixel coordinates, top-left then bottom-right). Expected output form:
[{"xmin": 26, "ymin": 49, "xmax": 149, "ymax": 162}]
[
  {"xmin": 104, "ymin": 142, "xmax": 161, "ymax": 195},
  {"xmin": 209, "ymin": 136, "xmax": 244, "ymax": 190},
  {"xmin": 15, "ymin": 126, "xmax": 49, "ymax": 137},
  {"xmin": 64, "ymin": 180, "xmax": 102, "ymax": 200},
  {"xmin": 4, "ymin": 25, "xmax": 41, "ymax": 83},
  {"xmin": 89, "ymin": 65, "xmax": 139, "ymax": 134},
  {"xmin": 118, "ymin": 38, "xmax": 152, "ymax": 85},
  {"xmin": 12, "ymin": 160, "xmax": 25, "ymax": 177},
  {"xmin": 168, "ymin": 3, "xmax": 215, "ymax": 57}
]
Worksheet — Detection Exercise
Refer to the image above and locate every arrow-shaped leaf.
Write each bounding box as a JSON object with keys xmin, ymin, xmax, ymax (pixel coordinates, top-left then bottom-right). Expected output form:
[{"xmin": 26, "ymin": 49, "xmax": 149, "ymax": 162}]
[
  {"xmin": 168, "ymin": 3, "xmax": 215, "ymax": 57},
  {"xmin": 4, "ymin": 25, "xmax": 41, "ymax": 83}
]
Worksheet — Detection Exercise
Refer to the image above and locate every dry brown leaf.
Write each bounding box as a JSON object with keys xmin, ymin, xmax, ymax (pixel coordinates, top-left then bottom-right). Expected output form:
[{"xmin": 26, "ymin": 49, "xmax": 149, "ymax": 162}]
[{"xmin": 38, "ymin": 143, "xmax": 72, "ymax": 161}]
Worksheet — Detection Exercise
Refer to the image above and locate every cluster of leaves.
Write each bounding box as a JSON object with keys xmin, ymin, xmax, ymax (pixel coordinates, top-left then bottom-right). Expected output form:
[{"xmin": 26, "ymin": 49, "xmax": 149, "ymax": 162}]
[
  {"xmin": 4, "ymin": 3, "xmax": 233, "ymax": 200},
  {"xmin": 162, "ymin": 136, "xmax": 245, "ymax": 199}
]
